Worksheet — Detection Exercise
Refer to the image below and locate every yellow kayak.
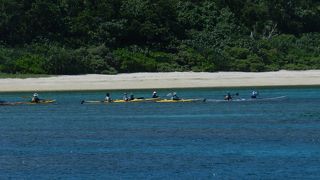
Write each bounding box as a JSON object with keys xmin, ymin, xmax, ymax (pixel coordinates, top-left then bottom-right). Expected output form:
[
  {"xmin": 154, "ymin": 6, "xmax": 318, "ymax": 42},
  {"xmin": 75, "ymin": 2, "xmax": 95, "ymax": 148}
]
[
  {"xmin": 81, "ymin": 98, "xmax": 161, "ymax": 104},
  {"xmin": 23, "ymin": 100, "xmax": 56, "ymax": 105},
  {"xmin": 113, "ymin": 98, "xmax": 162, "ymax": 103},
  {"xmin": 144, "ymin": 98, "xmax": 162, "ymax": 102},
  {"xmin": 156, "ymin": 99, "xmax": 206, "ymax": 103},
  {"xmin": 113, "ymin": 99, "xmax": 145, "ymax": 103}
]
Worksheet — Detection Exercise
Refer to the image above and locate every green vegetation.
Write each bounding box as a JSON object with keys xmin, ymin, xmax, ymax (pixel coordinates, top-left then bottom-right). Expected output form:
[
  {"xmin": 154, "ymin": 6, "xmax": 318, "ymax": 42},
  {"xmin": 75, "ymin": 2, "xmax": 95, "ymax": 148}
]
[{"xmin": 0, "ymin": 0, "xmax": 319, "ymax": 75}]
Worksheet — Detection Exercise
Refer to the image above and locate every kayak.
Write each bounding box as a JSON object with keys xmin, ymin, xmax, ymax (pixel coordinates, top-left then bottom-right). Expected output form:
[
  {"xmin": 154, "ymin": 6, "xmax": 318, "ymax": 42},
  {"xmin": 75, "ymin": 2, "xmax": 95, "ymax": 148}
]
[
  {"xmin": 119, "ymin": 98, "xmax": 160, "ymax": 102},
  {"xmin": 206, "ymin": 96, "xmax": 287, "ymax": 102},
  {"xmin": 0, "ymin": 100, "xmax": 56, "ymax": 106},
  {"xmin": 0, "ymin": 102, "xmax": 17, "ymax": 106},
  {"xmin": 156, "ymin": 99, "xmax": 206, "ymax": 103},
  {"xmin": 23, "ymin": 99, "xmax": 56, "ymax": 104},
  {"xmin": 81, "ymin": 98, "xmax": 161, "ymax": 104}
]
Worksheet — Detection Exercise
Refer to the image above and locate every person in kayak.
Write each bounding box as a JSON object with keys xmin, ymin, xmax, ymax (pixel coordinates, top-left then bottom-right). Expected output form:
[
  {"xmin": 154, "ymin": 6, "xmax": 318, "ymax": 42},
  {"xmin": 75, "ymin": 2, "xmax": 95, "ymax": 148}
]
[
  {"xmin": 104, "ymin": 93, "xmax": 112, "ymax": 102},
  {"xmin": 251, "ymin": 90, "xmax": 259, "ymax": 99},
  {"xmin": 152, "ymin": 91, "xmax": 159, "ymax": 98},
  {"xmin": 129, "ymin": 94, "xmax": 135, "ymax": 100},
  {"xmin": 224, "ymin": 92, "xmax": 239, "ymax": 101},
  {"xmin": 171, "ymin": 92, "xmax": 180, "ymax": 100},
  {"xmin": 31, "ymin": 93, "xmax": 40, "ymax": 103},
  {"xmin": 123, "ymin": 93, "xmax": 129, "ymax": 101},
  {"xmin": 224, "ymin": 92, "xmax": 232, "ymax": 101}
]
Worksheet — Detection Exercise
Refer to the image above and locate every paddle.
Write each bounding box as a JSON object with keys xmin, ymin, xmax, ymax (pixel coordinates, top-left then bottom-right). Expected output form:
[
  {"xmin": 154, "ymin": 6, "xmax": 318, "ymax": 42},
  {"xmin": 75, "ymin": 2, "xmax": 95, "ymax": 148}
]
[
  {"xmin": 81, "ymin": 100, "xmax": 107, "ymax": 104},
  {"xmin": 20, "ymin": 96, "xmax": 48, "ymax": 100},
  {"xmin": 223, "ymin": 92, "xmax": 239, "ymax": 101},
  {"xmin": 21, "ymin": 96, "xmax": 51, "ymax": 104},
  {"xmin": 224, "ymin": 93, "xmax": 239, "ymax": 96},
  {"xmin": 20, "ymin": 96, "xmax": 32, "ymax": 99},
  {"xmin": 167, "ymin": 92, "xmax": 177, "ymax": 97}
]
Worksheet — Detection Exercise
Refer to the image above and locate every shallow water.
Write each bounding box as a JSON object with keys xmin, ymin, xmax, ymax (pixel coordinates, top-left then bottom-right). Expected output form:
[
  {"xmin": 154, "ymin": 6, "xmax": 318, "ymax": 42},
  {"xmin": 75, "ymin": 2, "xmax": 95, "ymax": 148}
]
[{"xmin": 1, "ymin": 87, "xmax": 320, "ymax": 179}]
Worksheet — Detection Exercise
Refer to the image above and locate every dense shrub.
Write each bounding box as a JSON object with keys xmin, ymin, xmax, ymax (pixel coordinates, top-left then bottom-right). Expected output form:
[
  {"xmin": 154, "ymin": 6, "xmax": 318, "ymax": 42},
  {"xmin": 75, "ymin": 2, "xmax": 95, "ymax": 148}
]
[
  {"xmin": 0, "ymin": 0, "xmax": 319, "ymax": 74},
  {"xmin": 113, "ymin": 48, "xmax": 157, "ymax": 73},
  {"xmin": 14, "ymin": 54, "xmax": 46, "ymax": 74}
]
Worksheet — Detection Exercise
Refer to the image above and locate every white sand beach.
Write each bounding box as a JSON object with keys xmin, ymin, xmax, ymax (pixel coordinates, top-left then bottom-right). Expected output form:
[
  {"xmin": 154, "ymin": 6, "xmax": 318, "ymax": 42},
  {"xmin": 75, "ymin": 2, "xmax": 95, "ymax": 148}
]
[{"xmin": 0, "ymin": 70, "xmax": 319, "ymax": 92}]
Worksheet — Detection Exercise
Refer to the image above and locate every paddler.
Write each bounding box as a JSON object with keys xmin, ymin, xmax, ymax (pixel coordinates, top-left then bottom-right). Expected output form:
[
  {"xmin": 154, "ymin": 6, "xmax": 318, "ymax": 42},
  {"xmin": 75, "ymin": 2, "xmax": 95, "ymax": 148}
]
[
  {"xmin": 129, "ymin": 94, "xmax": 135, "ymax": 100},
  {"xmin": 123, "ymin": 93, "xmax": 129, "ymax": 101},
  {"xmin": 31, "ymin": 93, "xmax": 40, "ymax": 103},
  {"xmin": 251, "ymin": 90, "xmax": 259, "ymax": 99},
  {"xmin": 152, "ymin": 91, "xmax": 159, "ymax": 98},
  {"xmin": 171, "ymin": 92, "xmax": 180, "ymax": 100},
  {"xmin": 104, "ymin": 93, "xmax": 112, "ymax": 102},
  {"xmin": 224, "ymin": 92, "xmax": 232, "ymax": 101}
]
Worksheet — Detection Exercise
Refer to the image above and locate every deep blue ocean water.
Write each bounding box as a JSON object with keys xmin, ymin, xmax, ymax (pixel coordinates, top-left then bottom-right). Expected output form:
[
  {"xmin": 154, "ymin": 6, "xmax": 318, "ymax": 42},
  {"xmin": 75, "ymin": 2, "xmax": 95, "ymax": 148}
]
[{"xmin": 0, "ymin": 87, "xmax": 320, "ymax": 179}]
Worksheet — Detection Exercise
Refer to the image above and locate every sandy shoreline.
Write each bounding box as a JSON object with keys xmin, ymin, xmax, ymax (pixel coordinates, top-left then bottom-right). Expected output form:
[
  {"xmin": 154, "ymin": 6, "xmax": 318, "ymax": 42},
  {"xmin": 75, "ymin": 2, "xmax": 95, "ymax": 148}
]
[{"xmin": 0, "ymin": 70, "xmax": 319, "ymax": 92}]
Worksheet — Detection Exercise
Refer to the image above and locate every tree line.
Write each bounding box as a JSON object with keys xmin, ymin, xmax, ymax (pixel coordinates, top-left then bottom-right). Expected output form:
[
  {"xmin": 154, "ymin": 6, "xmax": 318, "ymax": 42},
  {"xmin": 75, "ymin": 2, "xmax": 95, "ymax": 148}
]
[{"xmin": 0, "ymin": 0, "xmax": 319, "ymax": 75}]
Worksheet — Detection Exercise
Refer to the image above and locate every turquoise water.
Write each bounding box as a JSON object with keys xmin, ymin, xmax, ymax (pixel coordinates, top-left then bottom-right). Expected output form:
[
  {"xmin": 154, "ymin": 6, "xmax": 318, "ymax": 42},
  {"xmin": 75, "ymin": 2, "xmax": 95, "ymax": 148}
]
[{"xmin": 1, "ymin": 87, "xmax": 320, "ymax": 179}]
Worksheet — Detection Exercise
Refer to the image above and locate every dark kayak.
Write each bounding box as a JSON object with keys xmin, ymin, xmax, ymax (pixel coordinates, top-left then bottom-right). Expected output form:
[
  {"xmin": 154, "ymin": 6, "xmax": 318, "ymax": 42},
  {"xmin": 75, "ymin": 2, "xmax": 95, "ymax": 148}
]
[
  {"xmin": 0, "ymin": 100, "xmax": 56, "ymax": 106},
  {"xmin": 0, "ymin": 102, "xmax": 16, "ymax": 106},
  {"xmin": 206, "ymin": 96, "xmax": 287, "ymax": 102}
]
